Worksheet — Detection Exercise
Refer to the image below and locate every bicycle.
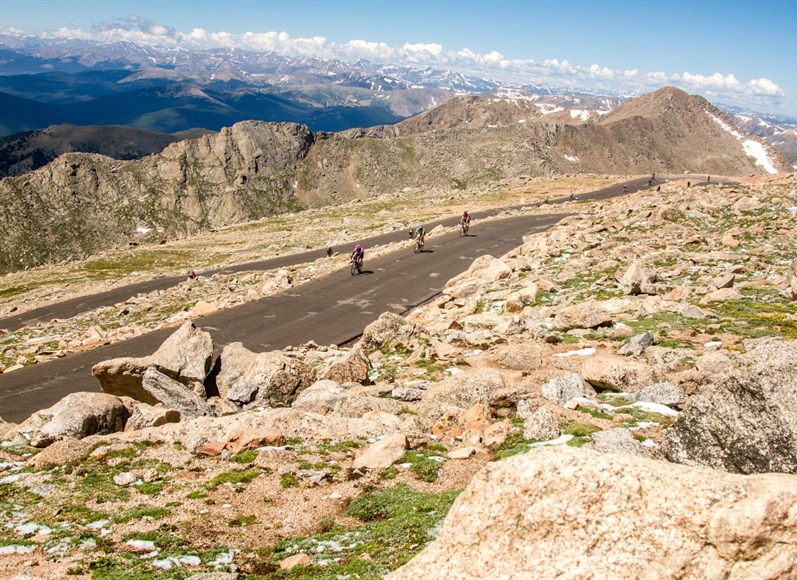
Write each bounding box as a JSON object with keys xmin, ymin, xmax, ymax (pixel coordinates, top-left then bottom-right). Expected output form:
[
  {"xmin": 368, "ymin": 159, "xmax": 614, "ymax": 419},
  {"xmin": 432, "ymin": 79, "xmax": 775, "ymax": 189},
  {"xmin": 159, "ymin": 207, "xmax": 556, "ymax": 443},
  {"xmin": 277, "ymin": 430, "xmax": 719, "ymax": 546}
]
[
  {"xmin": 350, "ymin": 256, "xmax": 363, "ymax": 275},
  {"xmin": 413, "ymin": 237, "xmax": 424, "ymax": 254},
  {"xmin": 459, "ymin": 222, "xmax": 469, "ymax": 237}
]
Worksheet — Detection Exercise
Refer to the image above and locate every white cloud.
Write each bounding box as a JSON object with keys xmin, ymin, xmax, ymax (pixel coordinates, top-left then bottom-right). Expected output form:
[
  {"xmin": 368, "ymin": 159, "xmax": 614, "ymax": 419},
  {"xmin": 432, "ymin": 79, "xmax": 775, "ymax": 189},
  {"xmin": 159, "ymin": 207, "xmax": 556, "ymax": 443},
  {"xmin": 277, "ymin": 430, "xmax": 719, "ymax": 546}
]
[{"xmin": 748, "ymin": 78, "xmax": 784, "ymax": 96}]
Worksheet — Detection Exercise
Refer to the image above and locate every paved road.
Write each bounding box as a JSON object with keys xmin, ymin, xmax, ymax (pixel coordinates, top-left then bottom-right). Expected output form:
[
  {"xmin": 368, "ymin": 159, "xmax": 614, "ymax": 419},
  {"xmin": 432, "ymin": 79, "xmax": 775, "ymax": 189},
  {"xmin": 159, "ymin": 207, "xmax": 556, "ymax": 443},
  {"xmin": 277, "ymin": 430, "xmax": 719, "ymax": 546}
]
[
  {"xmin": 0, "ymin": 176, "xmax": 678, "ymax": 422},
  {"xmin": 0, "ymin": 177, "xmax": 654, "ymax": 333}
]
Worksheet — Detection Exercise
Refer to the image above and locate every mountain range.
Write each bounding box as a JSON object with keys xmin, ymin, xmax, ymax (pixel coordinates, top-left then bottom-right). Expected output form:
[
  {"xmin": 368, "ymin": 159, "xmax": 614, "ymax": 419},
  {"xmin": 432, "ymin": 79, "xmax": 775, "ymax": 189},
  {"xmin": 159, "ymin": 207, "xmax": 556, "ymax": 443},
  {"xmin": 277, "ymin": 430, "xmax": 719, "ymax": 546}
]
[{"xmin": 2, "ymin": 35, "xmax": 795, "ymax": 172}]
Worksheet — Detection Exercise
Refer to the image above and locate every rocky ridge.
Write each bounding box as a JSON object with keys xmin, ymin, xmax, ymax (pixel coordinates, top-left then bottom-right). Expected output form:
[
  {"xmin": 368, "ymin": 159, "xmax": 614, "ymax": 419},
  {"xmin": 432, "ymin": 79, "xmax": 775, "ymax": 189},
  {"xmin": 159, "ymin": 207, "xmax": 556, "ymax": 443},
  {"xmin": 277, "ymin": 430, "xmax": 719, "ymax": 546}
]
[{"xmin": 2, "ymin": 173, "xmax": 797, "ymax": 578}]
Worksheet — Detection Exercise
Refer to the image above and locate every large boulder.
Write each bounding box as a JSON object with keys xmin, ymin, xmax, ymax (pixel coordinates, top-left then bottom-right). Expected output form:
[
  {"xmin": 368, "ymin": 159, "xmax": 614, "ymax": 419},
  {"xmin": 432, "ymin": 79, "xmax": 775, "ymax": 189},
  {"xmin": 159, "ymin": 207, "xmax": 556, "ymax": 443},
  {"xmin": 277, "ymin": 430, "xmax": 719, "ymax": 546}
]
[
  {"xmin": 140, "ymin": 367, "xmax": 212, "ymax": 420},
  {"xmin": 352, "ymin": 432, "xmax": 407, "ymax": 471},
  {"xmin": 662, "ymin": 338, "xmax": 797, "ymax": 474},
  {"xmin": 488, "ymin": 342, "xmax": 544, "ymax": 371},
  {"xmin": 226, "ymin": 352, "xmax": 315, "ymax": 408},
  {"xmin": 11, "ymin": 392, "xmax": 129, "ymax": 448},
  {"xmin": 291, "ymin": 379, "xmax": 348, "ymax": 413},
  {"xmin": 615, "ymin": 261, "xmax": 658, "ymax": 295},
  {"xmin": 124, "ymin": 403, "xmax": 181, "ymax": 432},
  {"xmin": 320, "ymin": 347, "xmax": 371, "ymax": 384},
  {"xmin": 581, "ymin": 355, "xmax": 658, "ymax": 394},
  {"xmin": 212, "ymin": 342, "xmax": 257, "ymax": 399},
  {"xmin": 358, "ymin": 312, "xmax": 423, "ymax": 355},
  {"xmin": 388, "ymin": 446, "xmax": 797, "ymax": 579},
  {"xmin": 540, "ymin": 373, "xmax": 589, "ymax": 405},
  {"xmin": 92, "ymin": 322, "xmax": 213, "ymax": 401},
  {"xmin": 551, "ymin": 301, "xmax": 612, "ymax": 331},
  {"xmin": 417, "ymin": 368, "xmax": 505, "ymax": 429}
]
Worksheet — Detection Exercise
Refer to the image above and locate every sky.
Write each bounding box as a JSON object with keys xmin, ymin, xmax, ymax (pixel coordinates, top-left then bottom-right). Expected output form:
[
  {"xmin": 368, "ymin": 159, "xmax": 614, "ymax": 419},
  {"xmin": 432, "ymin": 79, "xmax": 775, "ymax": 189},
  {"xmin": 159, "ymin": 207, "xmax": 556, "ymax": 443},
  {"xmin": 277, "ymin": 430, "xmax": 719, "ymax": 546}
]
[{"xmin": 1, "ymin": 0, "xmax": 796, "ymax": 117}]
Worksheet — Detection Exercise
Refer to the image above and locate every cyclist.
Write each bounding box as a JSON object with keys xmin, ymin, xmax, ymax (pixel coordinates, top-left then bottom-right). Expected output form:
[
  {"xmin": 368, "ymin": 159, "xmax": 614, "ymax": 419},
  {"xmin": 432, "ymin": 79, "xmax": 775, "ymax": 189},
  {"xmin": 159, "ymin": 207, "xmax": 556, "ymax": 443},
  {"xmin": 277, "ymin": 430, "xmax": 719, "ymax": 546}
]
[
  {"xmin": 351, "ymin": 243, "xmax": 364, "ymax": 268},
  {"xmin": 623, "ymin": 184, "xmax": 628, "ymax": 192},
  {"xmin": 460, "ymin": 211, "xmax": 471, "ymax": 227},
  {"xmin": 409, "ymin": 225, "xmax": 426, "ymax": 244}
]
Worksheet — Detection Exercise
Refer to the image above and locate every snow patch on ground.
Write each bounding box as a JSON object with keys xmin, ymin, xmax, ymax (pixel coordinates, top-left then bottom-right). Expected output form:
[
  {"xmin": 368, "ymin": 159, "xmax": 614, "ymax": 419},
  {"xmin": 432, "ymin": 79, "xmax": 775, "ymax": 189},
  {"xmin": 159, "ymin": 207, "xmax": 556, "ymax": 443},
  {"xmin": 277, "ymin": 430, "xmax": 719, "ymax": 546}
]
[{"xmin": 554, "ymin": 347, "xmax": 596, "ymax": 357}]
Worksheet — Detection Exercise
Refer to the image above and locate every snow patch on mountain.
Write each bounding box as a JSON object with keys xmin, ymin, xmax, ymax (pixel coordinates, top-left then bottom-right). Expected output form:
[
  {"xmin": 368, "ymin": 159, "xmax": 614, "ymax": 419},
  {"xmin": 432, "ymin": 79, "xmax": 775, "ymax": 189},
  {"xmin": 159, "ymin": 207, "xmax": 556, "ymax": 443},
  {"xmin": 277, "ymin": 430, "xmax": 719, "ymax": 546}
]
[{"xmin": 707, "ymin": 112, "xmax": 778, "ymax": 174}]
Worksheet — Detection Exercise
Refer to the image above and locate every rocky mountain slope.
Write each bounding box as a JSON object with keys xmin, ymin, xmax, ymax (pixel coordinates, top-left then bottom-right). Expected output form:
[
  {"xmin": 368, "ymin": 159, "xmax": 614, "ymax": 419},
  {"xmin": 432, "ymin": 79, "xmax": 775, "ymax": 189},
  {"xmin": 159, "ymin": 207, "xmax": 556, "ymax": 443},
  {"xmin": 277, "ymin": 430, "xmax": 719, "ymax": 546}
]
[
  {"xmin": 732, "ymin": 110, "xmax": 797, "ymax": 166},
  {"xmin": 0, "ymin": 124, "xmax": 211, "ymax": 178},
  {"xmin": 0, "ymin": 87, "xmax": 790, "ymax": 276},
  {"xmin": 2, "ymin": 172, "xmax": 797, "ymax": 578}
]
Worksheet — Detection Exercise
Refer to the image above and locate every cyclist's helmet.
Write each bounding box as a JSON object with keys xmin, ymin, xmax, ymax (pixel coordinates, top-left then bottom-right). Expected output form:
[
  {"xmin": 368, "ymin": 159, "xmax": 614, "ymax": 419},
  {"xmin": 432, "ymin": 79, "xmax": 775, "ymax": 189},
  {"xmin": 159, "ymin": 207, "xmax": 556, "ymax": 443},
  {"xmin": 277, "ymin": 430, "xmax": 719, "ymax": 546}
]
[
  {"xmin": 408, "ymin": 229, "xmax": 413, "ymax": 236},
  {"xmin": 355, "ymin": 244, "xmax": 361, "ymax": 251}
]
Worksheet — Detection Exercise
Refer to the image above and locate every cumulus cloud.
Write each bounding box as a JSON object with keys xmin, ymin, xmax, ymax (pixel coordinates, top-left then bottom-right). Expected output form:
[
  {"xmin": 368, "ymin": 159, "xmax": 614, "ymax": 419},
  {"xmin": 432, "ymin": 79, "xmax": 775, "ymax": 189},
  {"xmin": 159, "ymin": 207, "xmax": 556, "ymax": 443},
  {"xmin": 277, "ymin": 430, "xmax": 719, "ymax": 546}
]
[
  {"xmin": 748, "ymin": 78, "xmax": 784, "ymax": 96},
  {"xmin": 8, "ymin": 16, "xmax": 787, "ymax": 111}
]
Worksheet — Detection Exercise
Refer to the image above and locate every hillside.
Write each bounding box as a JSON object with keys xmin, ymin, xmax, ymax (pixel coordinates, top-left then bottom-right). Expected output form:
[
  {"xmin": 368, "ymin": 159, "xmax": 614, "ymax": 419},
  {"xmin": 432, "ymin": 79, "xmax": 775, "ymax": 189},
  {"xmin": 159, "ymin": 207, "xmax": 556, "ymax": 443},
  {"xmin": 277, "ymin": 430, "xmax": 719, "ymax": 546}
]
[
  {"xmin": 2, "ymin": 173, "xmax": 797, "ymax": 578},
  {"xmin": 0, "ymin": 87, "xmax": 790, "ymax": 274},
  {"xmin": 0, "ymin": 124, "xmax": 214, "ymax": 178}
]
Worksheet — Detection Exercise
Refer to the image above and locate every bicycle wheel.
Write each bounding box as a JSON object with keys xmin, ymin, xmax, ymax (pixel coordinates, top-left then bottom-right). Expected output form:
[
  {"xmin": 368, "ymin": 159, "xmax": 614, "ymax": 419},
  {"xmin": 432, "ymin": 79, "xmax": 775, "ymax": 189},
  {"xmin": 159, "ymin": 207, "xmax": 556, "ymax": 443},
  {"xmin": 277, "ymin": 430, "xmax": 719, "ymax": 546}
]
[
  {"xmin": 414, "ymin": 240, "xmax": 421, "ymax": 253},
  {"xmin": 350, "ymin": 261, "xmax": 357, "ymax": 275}
]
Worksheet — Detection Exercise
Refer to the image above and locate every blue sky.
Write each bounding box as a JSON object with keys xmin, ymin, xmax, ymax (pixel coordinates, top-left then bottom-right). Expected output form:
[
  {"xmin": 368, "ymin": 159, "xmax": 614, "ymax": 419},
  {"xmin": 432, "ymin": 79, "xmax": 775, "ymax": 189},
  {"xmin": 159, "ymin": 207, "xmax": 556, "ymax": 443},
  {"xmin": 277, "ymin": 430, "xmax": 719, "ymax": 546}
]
[{"xmin": 2, "ymin": 0, "xmax": 796, "ymax": 116}]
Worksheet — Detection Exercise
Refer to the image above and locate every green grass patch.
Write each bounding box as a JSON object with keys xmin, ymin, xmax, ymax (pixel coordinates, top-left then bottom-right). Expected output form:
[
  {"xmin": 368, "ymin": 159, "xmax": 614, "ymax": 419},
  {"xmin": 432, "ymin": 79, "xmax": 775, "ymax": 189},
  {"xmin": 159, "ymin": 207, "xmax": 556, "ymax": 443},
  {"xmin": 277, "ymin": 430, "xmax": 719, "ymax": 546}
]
[
  {"xmin": 280, "ymin": 472, "xmax": 300, "ymax": 489},
  {"xmin": 114, "ymin": 505, "xmax": 170, "ymax": 524},
  {"xmin": 206, "ymin": 468, "xmax": 261, "ymax": 491},
  {"xmin": 257, "ymin": 484, "xmax": 461, "ymax": 578},
  {"xmin": 230, "ymin": 449, "xmax": 259, "ymax": 464},
  {"xmin": 229, "ymin": 514, "xmax": 258, "ymax": 527},
  {"xmin": 492, "ymin": 420, "xmax": 538, "ymax": 460},
  {"xmin": 401, "ymin": 450, "xmax": 444, "ymax": 483},
  {"xmin": 561, "ymin": 420, "xmax": 601, "ymax": 447}
]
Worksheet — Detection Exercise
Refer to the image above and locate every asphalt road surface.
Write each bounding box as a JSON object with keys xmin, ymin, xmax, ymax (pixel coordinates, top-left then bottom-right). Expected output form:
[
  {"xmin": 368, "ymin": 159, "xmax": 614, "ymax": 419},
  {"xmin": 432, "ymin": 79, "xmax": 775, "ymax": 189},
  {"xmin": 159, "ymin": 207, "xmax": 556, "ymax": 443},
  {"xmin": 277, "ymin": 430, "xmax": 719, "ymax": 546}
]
[{"xmin": 0, "ymin": 176, "xmax": 688, "ymax": 422}]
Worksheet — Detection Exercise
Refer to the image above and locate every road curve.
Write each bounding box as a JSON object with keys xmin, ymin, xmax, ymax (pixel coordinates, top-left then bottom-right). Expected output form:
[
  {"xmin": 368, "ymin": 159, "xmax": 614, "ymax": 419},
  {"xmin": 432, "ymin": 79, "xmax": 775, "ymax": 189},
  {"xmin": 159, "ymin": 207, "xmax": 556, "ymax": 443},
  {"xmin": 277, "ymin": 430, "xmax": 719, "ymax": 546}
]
[{"xmin": 0, "ymin": 176, "xmax": 689, "ymax": 422}]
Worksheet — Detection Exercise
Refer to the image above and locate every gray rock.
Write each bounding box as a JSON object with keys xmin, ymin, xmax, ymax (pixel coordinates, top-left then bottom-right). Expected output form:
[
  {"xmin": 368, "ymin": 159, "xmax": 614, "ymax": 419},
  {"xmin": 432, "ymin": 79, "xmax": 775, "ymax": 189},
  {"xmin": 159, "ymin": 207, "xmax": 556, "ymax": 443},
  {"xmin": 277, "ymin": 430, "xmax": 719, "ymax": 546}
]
[
  {"xmin": 292, "ymin": 379, "xmax": 347, "ymax": 412},
  {"xmin": 141, "ymin": 367, "xmax": 212, "ymax": 420},
  {"xmin": 523, "ymin": 406, "xmax": 560, "ymax": 441},
  {"xmin": 590, "ymin": 428, "xmax": 651, "ymax": 457},
  {"xmin": 615, "ymin": 261, "xmax": 657, "ymax": 295},
  {"xmin": 635, "ymin": 381, "xmax": 685, "ymax": 408},
  {"xmin": 213, "ymin": 342, "xmax": 257, "ymax": 399},
  {"xmin": 663, "ymin": 338, "xmax": 797, "ymax": 474},
  {"xmin": 391, "ymin": 387, "xmax": 425, "ymax": 402},
  {"xmin": 124, "ymin": 402, "xmax": 181, "ymax": 432},
  {"xmin": 540, "ymin": 373, "xmax": 586, "ymax": 405},
  {"xmin": 551, "ymin": 301, "xmax": 612, "ymax": 331},
  {"xmin": 227, "ymin": 352, "xmax": 315, "ymax": 408},
  {"xmin": 92, "ymin": 321, "xmax": 213, "ymax": 402},
  {"xmin": 358, "ymin": 312, "xmax": 422, "ymax": 355},
  {"xmin": 14, "ymin": 392, "xmax": 129, "ymax": 448},
  {"xmin": 618, "ymin": 331, "xmax": 654, "ymax": 356}
]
